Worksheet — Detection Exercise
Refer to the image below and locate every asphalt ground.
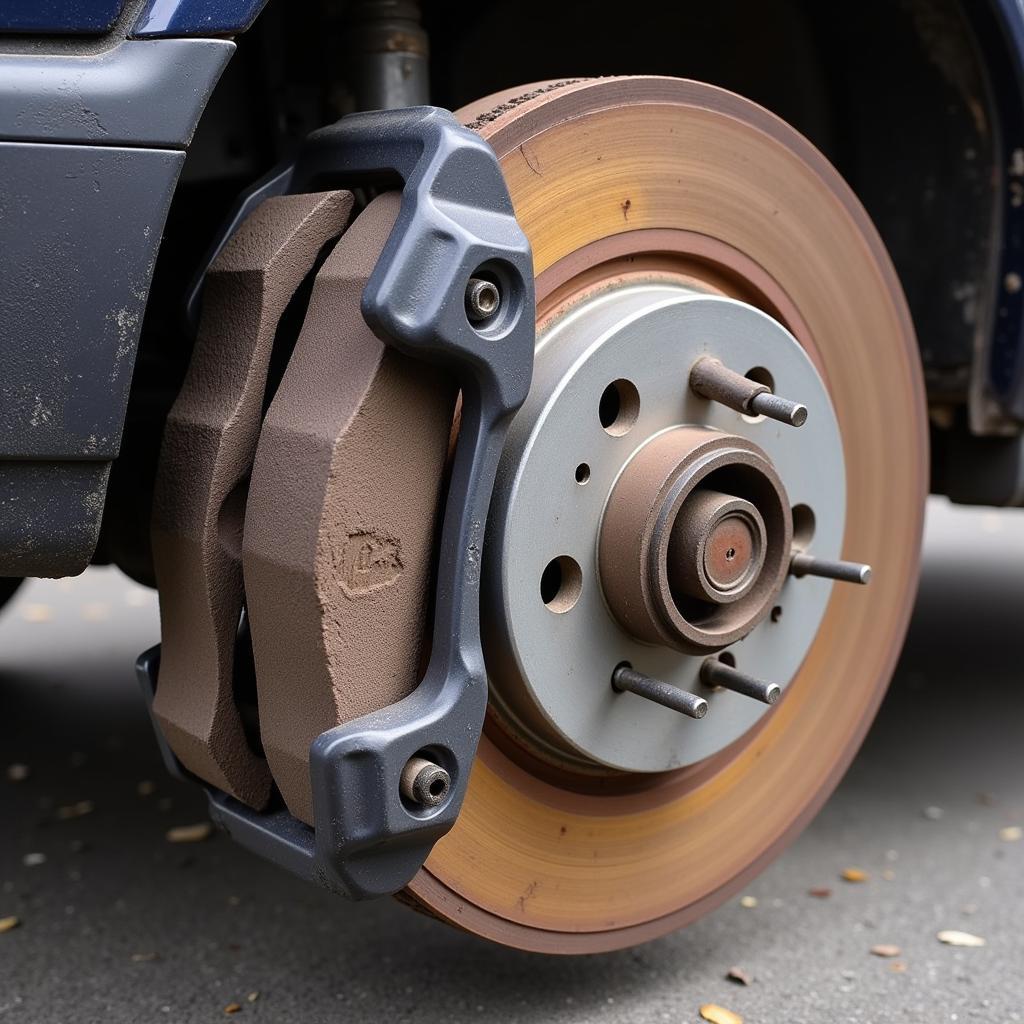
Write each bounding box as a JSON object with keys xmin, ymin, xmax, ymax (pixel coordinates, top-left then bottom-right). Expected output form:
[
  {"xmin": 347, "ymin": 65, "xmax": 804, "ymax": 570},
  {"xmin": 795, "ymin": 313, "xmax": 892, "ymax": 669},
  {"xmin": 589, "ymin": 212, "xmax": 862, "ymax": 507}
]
[{"xmin": 0, "ymin": 497, "xmax": 1022, "ymax": 1023}]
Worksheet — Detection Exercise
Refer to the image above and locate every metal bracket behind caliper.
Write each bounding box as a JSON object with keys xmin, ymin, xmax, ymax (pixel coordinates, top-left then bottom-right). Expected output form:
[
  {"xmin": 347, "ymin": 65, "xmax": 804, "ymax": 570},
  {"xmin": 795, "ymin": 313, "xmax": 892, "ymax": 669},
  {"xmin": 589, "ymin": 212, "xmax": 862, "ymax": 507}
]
[{"xmin": 138, "ymin": 105, "xmax": 534, "ymax": 898}]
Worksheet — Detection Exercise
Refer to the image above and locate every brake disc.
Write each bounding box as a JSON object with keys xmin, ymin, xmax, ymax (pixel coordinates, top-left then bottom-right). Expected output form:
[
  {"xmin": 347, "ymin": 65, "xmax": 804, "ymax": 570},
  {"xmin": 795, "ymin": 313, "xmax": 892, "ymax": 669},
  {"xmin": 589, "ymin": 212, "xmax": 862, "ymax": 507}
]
[{"xmin": 398, "ymin": 77, "xmax": 927, "ymax": 951}]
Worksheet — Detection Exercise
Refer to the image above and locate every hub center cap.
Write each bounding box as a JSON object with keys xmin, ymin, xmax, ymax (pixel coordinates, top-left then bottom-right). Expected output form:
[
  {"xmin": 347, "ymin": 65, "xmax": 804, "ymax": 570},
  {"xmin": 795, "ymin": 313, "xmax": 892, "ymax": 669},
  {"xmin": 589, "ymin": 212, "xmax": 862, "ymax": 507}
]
[
  {"xmin": 697, "ymin": 498, "xmax": 760, "ymax": 592},
  {"xmin": 483, "ymin": 281, "xmax": 846, "ymax": 773}
]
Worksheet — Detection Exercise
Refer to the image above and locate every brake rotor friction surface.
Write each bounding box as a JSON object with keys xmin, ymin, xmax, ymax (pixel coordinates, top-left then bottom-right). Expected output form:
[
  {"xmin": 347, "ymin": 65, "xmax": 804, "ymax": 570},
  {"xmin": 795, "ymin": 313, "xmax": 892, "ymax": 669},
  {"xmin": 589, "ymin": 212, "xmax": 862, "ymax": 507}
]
[{"xmin": 401, "ymin": 77, "xmax": 927, "ymax": 952}]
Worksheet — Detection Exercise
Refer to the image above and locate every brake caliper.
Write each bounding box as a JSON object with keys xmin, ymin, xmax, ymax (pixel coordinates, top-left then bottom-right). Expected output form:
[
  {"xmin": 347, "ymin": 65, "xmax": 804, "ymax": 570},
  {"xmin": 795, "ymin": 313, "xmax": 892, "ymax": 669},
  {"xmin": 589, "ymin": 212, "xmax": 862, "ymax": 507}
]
[{"xmin": 142, "ymin": 106, "xmax": 534, "ymax": 898}]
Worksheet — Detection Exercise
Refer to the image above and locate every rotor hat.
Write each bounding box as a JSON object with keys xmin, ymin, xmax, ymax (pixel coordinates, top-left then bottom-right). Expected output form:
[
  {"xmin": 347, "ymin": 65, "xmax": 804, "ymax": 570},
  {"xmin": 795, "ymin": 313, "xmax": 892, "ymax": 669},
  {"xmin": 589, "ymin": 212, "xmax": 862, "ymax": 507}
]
[{"xmin": 600, "ymin": 426, "xmax": 793, "ymax": 655}]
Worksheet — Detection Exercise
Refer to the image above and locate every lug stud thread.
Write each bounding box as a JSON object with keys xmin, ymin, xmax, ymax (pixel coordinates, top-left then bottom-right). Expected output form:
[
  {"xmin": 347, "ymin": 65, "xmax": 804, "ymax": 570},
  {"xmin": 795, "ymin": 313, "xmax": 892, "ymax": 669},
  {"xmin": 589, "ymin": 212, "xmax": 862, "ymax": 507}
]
[
  {"xmin": 790, "ymin": 553, "xmax": 872, "ymax": 584},
  {"xmin": 612, "ymin": 665, "xmax": 708, "ymax": 719},
  {"xmin": 689, "ymin": 356, "xmax": 807, "ymax": 427},
  {"xmin": 700, "ymin": 657, "xmax": 781, "ymax": 705}
]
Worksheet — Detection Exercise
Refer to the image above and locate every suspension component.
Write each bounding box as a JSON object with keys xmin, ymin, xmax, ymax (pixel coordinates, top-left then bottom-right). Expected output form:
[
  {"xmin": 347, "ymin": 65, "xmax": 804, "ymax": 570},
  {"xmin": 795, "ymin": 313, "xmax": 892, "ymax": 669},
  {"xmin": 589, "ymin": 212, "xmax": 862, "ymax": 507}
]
[{"xmin": 343, "ymin": 0, "xmax": 429, "ymax": 111}]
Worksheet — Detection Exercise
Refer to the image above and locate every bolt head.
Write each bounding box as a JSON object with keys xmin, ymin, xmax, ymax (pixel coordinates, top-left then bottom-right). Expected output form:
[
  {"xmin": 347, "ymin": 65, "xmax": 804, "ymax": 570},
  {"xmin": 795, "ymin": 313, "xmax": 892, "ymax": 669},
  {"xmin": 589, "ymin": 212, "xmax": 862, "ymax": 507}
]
[{"xmin": 466, "ymin": 278, "xmax": 501, "ymax": 322}]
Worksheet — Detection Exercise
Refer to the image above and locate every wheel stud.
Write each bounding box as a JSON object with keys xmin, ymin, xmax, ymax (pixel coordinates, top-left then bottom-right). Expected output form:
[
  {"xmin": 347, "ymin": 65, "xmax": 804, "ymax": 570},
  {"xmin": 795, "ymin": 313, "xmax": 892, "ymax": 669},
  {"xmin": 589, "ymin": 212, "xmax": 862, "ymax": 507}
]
[
  {"xmin": 747, "ymin": 391, "xmax": 808, "ymax": 426},
  {"xmin": 612, "ymin": 665, "xmax": 708, "ymax": 719},
  {"xmin": 790, "ymin": 553, "xmax": 871, "ymax": 584},
  {"xmin": 700, "ymin": 657, "xmax": 781, "ymax": 705},
  {"xmin": 689, "ymin": 356, "xmax": 807, "ymax": 427}
]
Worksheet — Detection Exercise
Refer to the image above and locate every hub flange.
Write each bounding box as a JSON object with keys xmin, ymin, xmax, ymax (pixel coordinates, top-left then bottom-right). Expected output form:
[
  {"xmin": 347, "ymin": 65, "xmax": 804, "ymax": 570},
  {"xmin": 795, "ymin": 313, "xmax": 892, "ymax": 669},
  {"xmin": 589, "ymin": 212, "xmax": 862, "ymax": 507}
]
[{"xmin": 483, "ymin": 282, "xmax": 845, "ymax": 773}]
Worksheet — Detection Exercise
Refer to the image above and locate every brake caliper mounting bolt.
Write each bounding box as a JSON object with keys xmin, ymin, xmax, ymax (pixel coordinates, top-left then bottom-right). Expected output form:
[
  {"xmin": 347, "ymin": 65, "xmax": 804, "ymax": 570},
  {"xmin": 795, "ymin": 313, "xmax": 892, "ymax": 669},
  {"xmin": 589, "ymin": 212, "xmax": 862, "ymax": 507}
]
[
  {"xmin": 700, "ymin": 657, "xmax": 782, "ymax": 705},
  {"xmin": 400, "ymin": 756, "xmax": 451, "ymax": 809},
  {"xmin": 465, "ymin": 277, "xmax": 501, "ymax": 322},
  {"xmin": 611, "ymin": 665, "xmax": 708, "ymax": 719},
  {"xmin": 689, "ymin": 356, "xmax": 807, "ymax": 427},
  {"xmin": 790, "ymin": 553, "xmax": 872, "ymax": 584}
]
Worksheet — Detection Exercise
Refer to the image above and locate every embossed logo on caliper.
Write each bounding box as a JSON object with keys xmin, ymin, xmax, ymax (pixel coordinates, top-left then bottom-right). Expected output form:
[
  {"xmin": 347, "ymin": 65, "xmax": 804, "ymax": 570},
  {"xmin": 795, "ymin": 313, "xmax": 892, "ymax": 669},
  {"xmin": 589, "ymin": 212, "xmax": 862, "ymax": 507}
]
[{"xmin": 339, "ymin": 530, "xmax": 403, "ymax": 596}]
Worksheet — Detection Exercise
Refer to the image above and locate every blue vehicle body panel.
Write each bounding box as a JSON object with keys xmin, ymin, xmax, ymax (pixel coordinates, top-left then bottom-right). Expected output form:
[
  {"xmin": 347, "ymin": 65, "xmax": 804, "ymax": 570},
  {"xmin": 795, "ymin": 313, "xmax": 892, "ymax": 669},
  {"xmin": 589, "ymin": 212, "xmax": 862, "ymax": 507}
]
[
  {"xmin": 979, "ymin": 0, "xmax": 1024, "ymax": 420},
  {"xmin": 0, "ymin": 0, "xmax": 124, "ymax": 35},
  {"xmin": 0, "ymin": 0, "xmax": 266, "ymax": 38},
  {"xmin": 131, "ymin": 0, "xmax": 268, "ymax": 37},
  {"xmin": 0, "ymin": 39, "xmax": 233, "ymax": 147},
  {"xmin": 0, "ymin": 37, "xmax": 232, "ymax": 575}
]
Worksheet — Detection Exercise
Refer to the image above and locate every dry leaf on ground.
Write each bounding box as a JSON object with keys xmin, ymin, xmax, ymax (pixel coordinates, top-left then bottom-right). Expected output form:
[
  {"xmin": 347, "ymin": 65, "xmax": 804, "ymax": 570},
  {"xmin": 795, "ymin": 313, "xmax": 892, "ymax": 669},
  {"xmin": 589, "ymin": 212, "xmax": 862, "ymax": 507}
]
[
  {"xmin": 166, "ymin": 822, "xmax": 213, "ymax": 844},
  {"xmin": 0, "ymin": 917, "xmax": 21, "ymax": 934},
  {"xmin": 870, "ymin": 944, "xmax": 901, "ymax": 958},
  {"xmin": 224, "ymin": 1003, "xmax": 242, "ymax": 1015},
  {"xmin": 700, "ymin": 1004, "xmax": 742, "ymax": 1024},
  {"xmin": 80, "ymin": 602, "xmax": 110, "ymax": 622},
  {"xmin": 937, "ymin": 930, "xmax": 986, "ymax": 947},
  {"xmin": 841, "ymin": 868, "xmax": 868, "ymax": 883},
  {"xmin": 22, "ymin": 604, "xmax": 53, "ymax": 623},
  {"xmin": 56, "ymin": 800, "xmax": 94, "ymax": 820}
]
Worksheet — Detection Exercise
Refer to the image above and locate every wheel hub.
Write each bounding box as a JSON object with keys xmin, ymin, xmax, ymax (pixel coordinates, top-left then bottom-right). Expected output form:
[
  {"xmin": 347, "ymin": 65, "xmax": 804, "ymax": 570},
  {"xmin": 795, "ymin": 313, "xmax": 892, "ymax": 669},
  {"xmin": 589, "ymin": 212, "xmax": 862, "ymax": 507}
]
[
  {"xmin": 682, "ymin": 491, "xmax": 764, "ymax": 597},
  {"xmin": 484, "ymin": 282, "xmax": 845, "ymax": 773},
  {"xmin": 600, "ymin": 425, "xmax": 791, "ymax": 652}
]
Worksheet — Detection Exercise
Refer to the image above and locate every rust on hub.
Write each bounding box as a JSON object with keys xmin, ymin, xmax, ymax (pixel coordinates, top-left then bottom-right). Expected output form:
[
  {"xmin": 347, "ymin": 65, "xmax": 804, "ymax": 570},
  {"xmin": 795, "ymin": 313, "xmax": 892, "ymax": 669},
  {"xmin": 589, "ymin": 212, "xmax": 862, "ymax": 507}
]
[
  {"xmin": 598, "ymin": 426, "xmax": 791, "ymax": 653},
  {"xmin": 669, "ymin": 489, "xmax": 766, "ymax": 604},
  {"xmin": 706, "ymin": 515, "xmax": 755, "ymax": 587}
]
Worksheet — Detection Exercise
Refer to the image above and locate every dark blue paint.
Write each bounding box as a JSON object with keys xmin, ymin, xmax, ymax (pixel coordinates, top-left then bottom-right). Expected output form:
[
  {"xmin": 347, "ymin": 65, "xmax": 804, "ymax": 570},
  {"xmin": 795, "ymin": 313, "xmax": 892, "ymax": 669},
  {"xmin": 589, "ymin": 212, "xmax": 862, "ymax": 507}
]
[
  {"xmin": 0, "ymin": 0, "xmax": 123, "ymax": 34},
  {"xmin": 131, "ymin": 0, "xmax": 268, "ymax": 37},
  {"xmin": 968, "ymin": 0, "xmax": 1024, "ymax": 420}
]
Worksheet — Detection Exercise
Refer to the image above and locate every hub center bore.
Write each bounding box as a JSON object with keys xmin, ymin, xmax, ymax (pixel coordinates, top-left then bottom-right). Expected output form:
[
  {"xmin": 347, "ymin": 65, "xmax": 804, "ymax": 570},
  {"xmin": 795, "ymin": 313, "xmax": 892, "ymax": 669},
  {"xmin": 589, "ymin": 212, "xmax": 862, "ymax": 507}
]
[{"xmin": 482, "ymin": 280, "xmax": 846, "ymax": 773}]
